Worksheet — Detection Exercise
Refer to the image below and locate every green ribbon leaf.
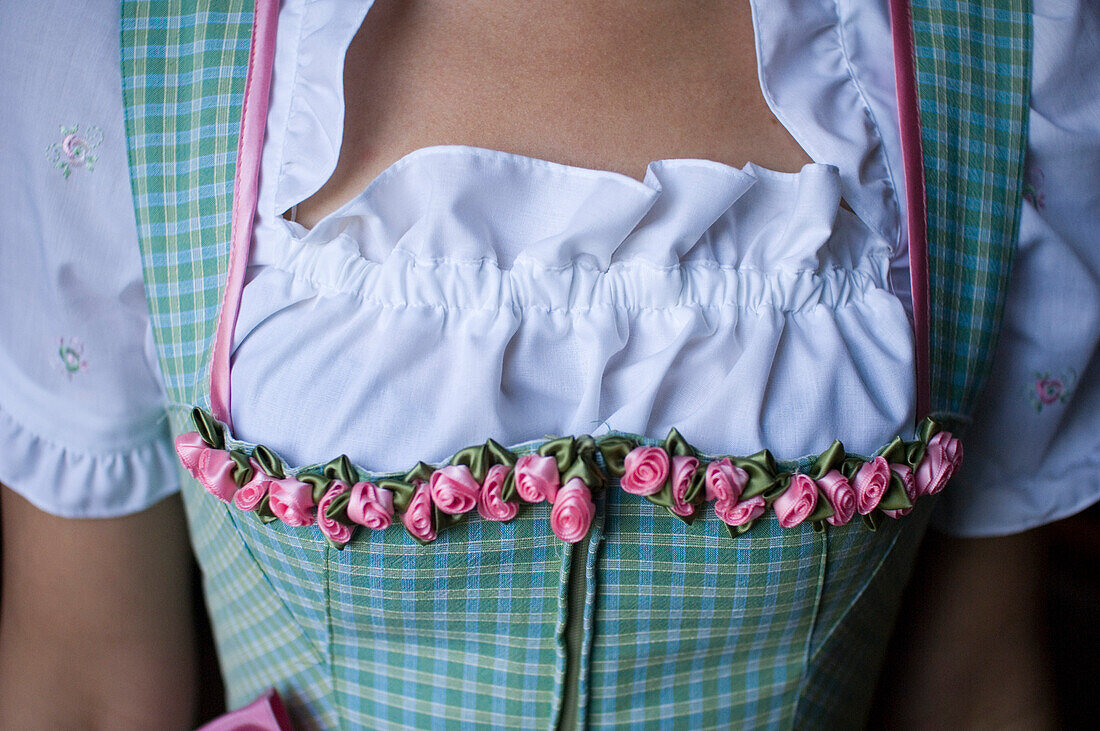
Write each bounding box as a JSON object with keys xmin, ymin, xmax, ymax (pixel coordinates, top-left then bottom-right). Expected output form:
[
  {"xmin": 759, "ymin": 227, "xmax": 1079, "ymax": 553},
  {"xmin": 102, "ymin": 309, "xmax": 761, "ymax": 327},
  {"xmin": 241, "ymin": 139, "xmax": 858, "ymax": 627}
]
[
  {"xmin": 299, "ymin": 473, "xmax": 332, "ymax": 503},
  {"xmin": 404, "ymin": 461, "xmax": 435, "ymax": 484},
  {"xmin": 808, "ymin": 440, "xmax": 846, "ymax": 480},
  {"xmin": 252, "ymin": 445, "xmax": 285, "ymax": 479},
  {"xmin": 379, "ymin": 478, "xmax": 418, "ymax": 512},
  {"xmin": 917, "ymin": 416, "xmax": 941, "ymax": 444},
  {"xmin": 324, "ymin": 490, "xmax": 353, "ymax": 523},
  {"xmin": 726, "ymin": 520, "xmax": 756, "ymax": 539},
  {"xmin": 500, "ymin": 470, "xmax": 519, "ymax": 503},
  {"xmin": 840, "ymin": 456, "xmax": 866, "ymax": 481},
  {"xmin": 663, "ymin": 428, "xmax": 695, "ymax": 457},
  {"xmin": 539, "ymin": 437, "xmax": 577, "ymax": 473},
  {"xmin": 812, "ymin": 520, "xmax": 826, "ymax": 533},
  {"xmin": 733, "ymin": 450, "xmax": 780, "ymax": 499},
  {"xmin": 324, "ymin": 455, "xmax": 358, "ymax": 485},
  {"xmin": 878, "ymin": 472, "xmax": 914, "ymax": 511},
  {"xmin": 485, "ymin": 438, "xmax": 518, "ymax": 468},
  {"xmin": 452, "ymin": 444, "xmax": 490, "ymax": 483},
  {"xmin": 192, "ymin": 407, "xmax": 225, "ymax": 449},
  {"xmin": 228, "ymin": 450, "xmax": 254, "ymax": 487},
  {"xmin": 877, "ymin": 436, "xmax": 907, "ymax": 465},
  {"xmin": 862, "ymin": 511, "xmax": 881, "ymax": 532},
  {"xmin": 597, "ymin": 436, "xmax": 636, "ymax": 477},
  {"xmin": 807, "ymin": 486, "xmax": 835, "ymax": 523},
  {"xmin": 325, "ymin": 536, "xmax": 351, "ymax": 551},
  {"xmin": 683, "ymin": 467, "xmax": 707, "ymax": 506},
  {"xmin": 255, "ymin": 495, "xmax": 278, "ymax": 524}
]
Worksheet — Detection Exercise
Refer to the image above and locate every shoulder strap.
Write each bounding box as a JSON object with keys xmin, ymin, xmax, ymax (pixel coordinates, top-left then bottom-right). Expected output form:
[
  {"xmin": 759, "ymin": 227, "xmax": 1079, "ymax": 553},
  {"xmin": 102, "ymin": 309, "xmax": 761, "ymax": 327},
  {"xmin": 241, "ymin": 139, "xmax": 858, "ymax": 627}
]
[
  {"xmin": 120, "ymin": 0, "xmax": 256, "ymax": 416},
  {"xmin": 909, "ymin": 0, "xmax": 1033, "ymax": 427}
]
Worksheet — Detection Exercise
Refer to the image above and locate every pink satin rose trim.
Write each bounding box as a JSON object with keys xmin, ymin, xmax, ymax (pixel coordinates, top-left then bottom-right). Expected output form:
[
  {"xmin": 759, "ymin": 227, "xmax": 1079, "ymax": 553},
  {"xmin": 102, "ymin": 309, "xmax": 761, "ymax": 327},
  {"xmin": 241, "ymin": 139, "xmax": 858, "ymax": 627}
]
[
  {"xmin": 267, "ymin": 477, "xmax": 316, "ymax": 527},
  {"xmin": 550, "ymin": 478, "xmax": 596, "ymax": 543},
  {"xmin": 705, "ymin": 458, "xmax": 748, "ymax": 505},
  {"xmin": 429, "ymin": 465, "xmax": 480, "ymax": 515},
  {"xmin": 884, "ymin": 463, "xmax": 918, "ymax": 519},
  {"xmin": 669, "ymin": 455, "xmax": 700, "ymax": 517},
  {"xmin": 915, "ymin": 431, "xmax": 962, "ymax": 496},
  {"xmin": 233, "ymin": 461, "xmax": 269, "ymax": 511},
  {"xmin": 773, "ymin": 474, "xmax": 818, "ymax": 528},
  {"xmin": 478, "ymin": 464, "xmax": 519, "ymax": 522},
  {"xmin": 818, "ymin": 469, "xmax": 856, "ymax": 527},
  {"xmin": 347, "ymin": 481, "xmax": 394, "ymax": 530},
  {"xmin": 716, "ymin": 495, "xmax": 766, "ymax": 526},
  {"xmin": 402, "ymin": 481, "xmax": 437, "ymax": 542},
  {"xmin": 175, "ymin": 432, "xmax": 208, "ymax": 475},
  {"xmin": 513, "ymin": 454, "xmax": 561, "ymax": 504},
  {"xmin": 317, "ymin": 481, "xmax": 354, "ymax": 544},
  {"xmin": 853, "ymin": 456, "xmax": 890, "ymax": 515},
  {"xmin": 621, "ymin": 447, "xmax": 669, "ymax": 496}
]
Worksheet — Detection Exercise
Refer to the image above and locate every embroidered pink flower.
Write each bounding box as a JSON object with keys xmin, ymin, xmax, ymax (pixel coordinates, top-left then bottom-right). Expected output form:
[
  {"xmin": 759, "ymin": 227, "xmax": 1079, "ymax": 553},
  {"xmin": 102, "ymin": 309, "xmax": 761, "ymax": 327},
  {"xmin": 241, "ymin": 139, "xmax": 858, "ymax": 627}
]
[
  {"xmin": 550, "ymin": 478, "xmax": 596, "ymax": 543},
  {"xmin": 705, "ymin": 458, "xmax": 749, "ymax": 506},
  {"xmin": 852, "ymin": 456, "xmax": 890, "ymax": 514},
  {"xmin": 429, "ymin": 464, "xmax": 480, "ymax": 515},
  {"xmin": 233, "ymin": 466, "xmax": 269, "ymax": 511},
  {"xmin": 477, "ymin": 464, "xmax": 519, "ymax": 522},
  {"xmin": 56, "ymin": 337, "xmax": 88, "ymax": 377},
  {"xmin": 318, "ymin": 481, "xmax": 354, "ymax": 544},
  {"xmin": 347, "ymin": 481, "xmax": 395, "ymax": 530},
  {"xmin": 267, "ymin": 476, "xmax": 316, "ymax": 528},
  {"xmin": 401, "ymin": 481, "xmax": 436, "ymax": 542},
  {"xmin": 772, "ymin": 474, "xmax": 818, "ymax": 528},
  {"xmin": 884, "ymin": 463, "xmax": 919, "ymax": 519},
  {"xmin": 716, "ymin": 495, "xmax": 767, "ymax": 526},
  {"xmin": 669, "ymin": 455, "xmax": 700, "ymax": 517},
  {"xmin": 621, "ymin": 447, "xmax": 670, "ymax": 496},
  {"xmin": 817, "ymin": 469, "xmax": 855, "ymax": 527},
  {"xmin": 914, "ymin": 431, "xmax": 963, "ymax": 497},
  {"xmin": 513, "ymin": 454, "xmax": 561, "ymax": 504}
]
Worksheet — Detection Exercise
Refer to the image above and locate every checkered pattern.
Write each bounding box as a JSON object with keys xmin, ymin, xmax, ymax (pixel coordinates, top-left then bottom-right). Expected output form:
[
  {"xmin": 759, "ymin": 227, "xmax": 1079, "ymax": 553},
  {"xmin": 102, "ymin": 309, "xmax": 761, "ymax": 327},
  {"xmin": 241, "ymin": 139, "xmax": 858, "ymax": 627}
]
[
  {"xmin": 912, "ymin": 0, "xmax": 1033, "ymax": 422},
  {"xmin": 121, "ymin": 1, "xmax": 1031, "ymax": 727}
]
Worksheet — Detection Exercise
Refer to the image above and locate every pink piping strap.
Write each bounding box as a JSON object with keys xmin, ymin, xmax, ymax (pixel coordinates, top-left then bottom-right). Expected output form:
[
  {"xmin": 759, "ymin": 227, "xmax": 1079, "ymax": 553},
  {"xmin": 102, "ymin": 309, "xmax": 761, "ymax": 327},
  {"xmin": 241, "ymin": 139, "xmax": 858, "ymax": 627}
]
[
  {"xmin": 210, "ymin": 0, "xmax": 281, "ymax": 427},
  {"xmin": 889, "ymin": 0, "xmax": 931, "ymax": 420}
]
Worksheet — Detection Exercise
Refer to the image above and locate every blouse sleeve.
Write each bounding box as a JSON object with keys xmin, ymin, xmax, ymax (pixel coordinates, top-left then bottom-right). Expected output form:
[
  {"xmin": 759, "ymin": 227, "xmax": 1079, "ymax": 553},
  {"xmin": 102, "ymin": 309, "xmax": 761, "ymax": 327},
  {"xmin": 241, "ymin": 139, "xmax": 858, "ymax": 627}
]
[
  {"xmin": 0, "ymin": 0, "xmax": 180, "ymax": 517},
  {"xmin": 931, "ymin": 0, "xmax": 1100, "ymax": 536}
]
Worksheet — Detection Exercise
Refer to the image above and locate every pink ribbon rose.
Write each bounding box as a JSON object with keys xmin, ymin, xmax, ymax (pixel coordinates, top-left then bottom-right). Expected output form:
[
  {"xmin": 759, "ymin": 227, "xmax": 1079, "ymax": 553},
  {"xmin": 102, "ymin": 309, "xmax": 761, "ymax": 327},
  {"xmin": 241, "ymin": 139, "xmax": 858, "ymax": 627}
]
[
  {"xmin": 347, "ymin": 481, "xmax": 395, "ymax": 531},
  {"xmin": 817, "ymin": 469, "xmax": 855, "ymax": 527},
  {"xmin": 621, "ymin": 446, "xmax": 670, "ymax": 496},
  {"xmin": 513, "ymin": 454, "xmax": 561, "ymax": 504},
  {"xmin": 175, "ymin": 431, "xmax": 210, "ymax": 475},
  {"xmin": 267, "ymin": 476, "xmax": 316, "ymax": 527},
  {"xmin": 852, "ymin": 456, "xmax": 890, "ymax": 515},
  {"xmin": 715, "ymin": 495, "xmax": 766, "ymax": 526},
  {"xmin": 429, "ymin": 464, "xmax": 480, "ymax": 515},
  {"xmin": 883, "ymin": 463, "xmax": 918, "ymax": 519},
  {"xmin": 915, "ymin": 431, "xmax": 962, "ymax": 497},
  {"xmin": 478, "ymin": 464, "xmax": 519, "ymax": 522},
  {"xmin": 705, "ymin": 458, "xmax": 749, "ymax": 506},
  {"xmin": 317, "ymin": 481, "xmax": 354, "ymax": 544},
  {"xmin": 401, "ymin": 481, "xmax": 437, "ymax": 542},
  {"xmin": 233, "ymin": 464, "xmax": 269, "ymax": 511},
  {"xmin": 550, "ymin": 478, "xmax": 596, "ymax": 543},
  {"xmin": 669, "ymin": 455, "xmax": 700, "ymax": 517},
  {"xmin": 772, "ymin": 473, "xmax": 818, "ymax": 528}
]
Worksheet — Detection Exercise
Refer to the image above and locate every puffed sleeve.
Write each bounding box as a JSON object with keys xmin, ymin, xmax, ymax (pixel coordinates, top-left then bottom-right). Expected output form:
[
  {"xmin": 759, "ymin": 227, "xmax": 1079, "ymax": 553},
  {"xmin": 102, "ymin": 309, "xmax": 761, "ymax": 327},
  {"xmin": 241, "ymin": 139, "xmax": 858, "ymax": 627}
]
[
  {"xmin": 931, "ymin": 0, "xmax": 1100, "ymax": 536},
  {"xmin": 0, "ymin": 0, "xmax": 180, "ymax": 517}
]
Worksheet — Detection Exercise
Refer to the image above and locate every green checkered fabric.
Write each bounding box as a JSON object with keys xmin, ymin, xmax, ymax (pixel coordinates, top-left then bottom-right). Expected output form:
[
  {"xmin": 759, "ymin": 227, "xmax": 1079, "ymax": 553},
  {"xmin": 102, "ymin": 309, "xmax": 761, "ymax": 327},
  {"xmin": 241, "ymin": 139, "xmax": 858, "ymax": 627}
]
[
  {"xmin": 911, "ymin": 0, "xmax": 1032, "ymax": 423},
  {"xmin": 120, "ymin": 1, "xmax": 1031, "ymax": 728}
]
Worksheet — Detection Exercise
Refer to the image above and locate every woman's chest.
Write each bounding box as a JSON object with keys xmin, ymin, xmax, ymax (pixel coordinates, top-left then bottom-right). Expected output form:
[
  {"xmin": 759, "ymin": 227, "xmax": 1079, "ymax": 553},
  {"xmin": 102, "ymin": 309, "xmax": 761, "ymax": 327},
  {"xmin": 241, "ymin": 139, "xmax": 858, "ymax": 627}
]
[{"xmin": 295, "ymin": 0, "xmax": 812, "ymax": 227}]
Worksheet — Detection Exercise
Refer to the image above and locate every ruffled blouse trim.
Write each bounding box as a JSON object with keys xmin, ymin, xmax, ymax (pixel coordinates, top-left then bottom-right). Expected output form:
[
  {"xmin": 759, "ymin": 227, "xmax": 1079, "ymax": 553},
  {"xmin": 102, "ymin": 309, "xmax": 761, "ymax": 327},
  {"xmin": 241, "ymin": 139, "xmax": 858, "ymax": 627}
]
[{"xmin": 0, "ymin": 399, "xmax": 180, "ymax": 518}]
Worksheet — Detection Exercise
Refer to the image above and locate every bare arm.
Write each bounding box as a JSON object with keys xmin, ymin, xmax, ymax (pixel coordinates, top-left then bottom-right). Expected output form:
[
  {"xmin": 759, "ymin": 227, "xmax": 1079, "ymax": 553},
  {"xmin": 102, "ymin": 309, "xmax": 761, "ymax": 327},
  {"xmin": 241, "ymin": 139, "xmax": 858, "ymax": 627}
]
[{"xmin": 0, "ymin": 485, "xmax": 196, "ymax": 730}]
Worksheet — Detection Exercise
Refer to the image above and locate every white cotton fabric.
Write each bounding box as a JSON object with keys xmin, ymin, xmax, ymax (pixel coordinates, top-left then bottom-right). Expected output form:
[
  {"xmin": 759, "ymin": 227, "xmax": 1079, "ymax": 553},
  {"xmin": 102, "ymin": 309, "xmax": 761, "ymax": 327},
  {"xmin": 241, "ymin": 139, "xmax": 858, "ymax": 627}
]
[
  {"xmin": 0, "ymin": 0, "xmax": 180, "ymax": 517},
  {"xmin": 229, "ymin": 0, "xmax": 916, "ymax": 472}
]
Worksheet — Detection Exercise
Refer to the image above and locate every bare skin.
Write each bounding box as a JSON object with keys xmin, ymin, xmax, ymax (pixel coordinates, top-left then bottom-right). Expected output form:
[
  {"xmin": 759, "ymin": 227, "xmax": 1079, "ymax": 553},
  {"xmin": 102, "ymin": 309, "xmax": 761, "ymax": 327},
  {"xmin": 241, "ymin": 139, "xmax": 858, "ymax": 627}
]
[
  {"xmin": 294, "ymin": 0, "xmax": 812, "ymax": 227},
  {"xmin": 0, "ymin": 486, "xmax": 195, "ymax": 730}
]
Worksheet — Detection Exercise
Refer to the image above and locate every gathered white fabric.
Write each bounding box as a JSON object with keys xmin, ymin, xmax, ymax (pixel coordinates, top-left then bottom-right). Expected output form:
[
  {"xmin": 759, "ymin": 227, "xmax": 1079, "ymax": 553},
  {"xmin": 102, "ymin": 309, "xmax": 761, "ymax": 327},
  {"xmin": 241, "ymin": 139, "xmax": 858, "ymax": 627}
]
[{"xmin": 231, "ymin": 148, "xmax": 915, "ymax": 470}]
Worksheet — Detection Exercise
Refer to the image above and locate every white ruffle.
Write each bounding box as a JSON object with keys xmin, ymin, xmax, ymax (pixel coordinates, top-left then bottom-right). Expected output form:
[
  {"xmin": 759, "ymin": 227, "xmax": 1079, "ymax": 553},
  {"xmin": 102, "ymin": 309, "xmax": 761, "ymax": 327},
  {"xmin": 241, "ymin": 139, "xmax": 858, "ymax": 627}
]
[
  {"xmin": 232, "ymin": 147, "xmax": 914, "ymax": 473},
  {"xmin": 0, "ymin": 400, "xmax": 180, "ymax": 518}
]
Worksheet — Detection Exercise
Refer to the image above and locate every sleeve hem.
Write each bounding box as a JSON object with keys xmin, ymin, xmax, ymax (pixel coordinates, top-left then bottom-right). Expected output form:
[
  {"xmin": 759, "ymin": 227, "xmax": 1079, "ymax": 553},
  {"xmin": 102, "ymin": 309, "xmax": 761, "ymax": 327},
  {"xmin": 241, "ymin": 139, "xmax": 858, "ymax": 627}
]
[{"xmin": 0, "ymin": 400, "xmax": 181, "ymax": 518}]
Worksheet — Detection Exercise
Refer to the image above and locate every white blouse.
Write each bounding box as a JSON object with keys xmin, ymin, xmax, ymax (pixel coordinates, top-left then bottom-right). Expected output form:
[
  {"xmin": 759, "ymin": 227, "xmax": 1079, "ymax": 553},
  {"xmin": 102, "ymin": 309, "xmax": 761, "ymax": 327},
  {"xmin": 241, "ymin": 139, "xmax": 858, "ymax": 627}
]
[{"xmin": 1, "ymin": 0, "xmax": 1096, "ymax": 537}]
